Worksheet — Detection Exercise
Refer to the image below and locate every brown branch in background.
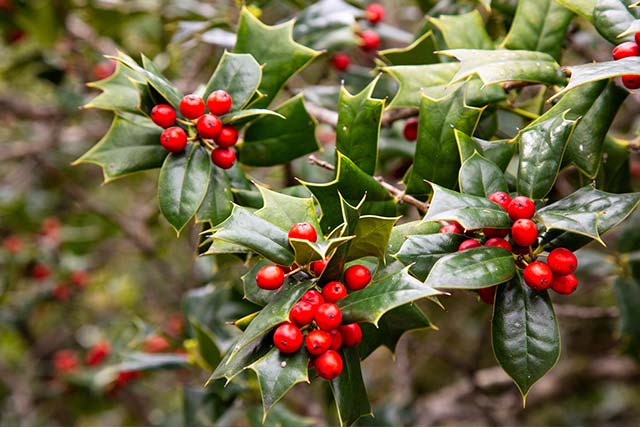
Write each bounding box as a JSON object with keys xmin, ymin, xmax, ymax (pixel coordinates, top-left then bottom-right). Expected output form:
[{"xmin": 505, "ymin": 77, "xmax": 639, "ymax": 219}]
[{"xmin": 380, "ymin": 107, "xmax": 418, "ymax": 127}]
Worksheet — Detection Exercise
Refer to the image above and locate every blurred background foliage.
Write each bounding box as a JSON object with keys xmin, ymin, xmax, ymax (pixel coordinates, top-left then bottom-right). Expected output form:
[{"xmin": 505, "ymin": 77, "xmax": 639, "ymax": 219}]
[{"xmin": 1, "ymin": 0, "xmax": 640, "ymax": 426}]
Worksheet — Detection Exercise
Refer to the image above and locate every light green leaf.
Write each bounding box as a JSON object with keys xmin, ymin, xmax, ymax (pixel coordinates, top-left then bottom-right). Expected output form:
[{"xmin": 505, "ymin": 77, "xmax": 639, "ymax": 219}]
[
  {"xmin": 455, "ymin": 130, "xmax": 515, "ymax": 171},
  {"xmin": 378, "ymin": 31, "xmax": 439, "ymax": 65},
  {"xmin": 429, "ymin": 11, "xmax": 494, "ymax": 50},
  {"xmin": 85, "ymin": 62, "xmax": 144, "ymax": 114},
  {"xmin": 346, "ymin": 215, "xmax": 399, "ymax": 261},
  {"xmin": 203, "ymin": 51, "xmax": 262, "ymax": 111}
]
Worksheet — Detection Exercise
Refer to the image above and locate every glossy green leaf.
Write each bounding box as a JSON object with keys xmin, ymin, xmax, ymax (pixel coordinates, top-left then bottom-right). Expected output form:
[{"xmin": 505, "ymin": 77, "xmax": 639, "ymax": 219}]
[
  {"xmin": 395, "ymin": 234, "xmax": 466, "ymax": 281},
  {"xmin": 555, "ymin": 57, "xmax": 640, "ymax": 97},
  {"xmin": 593, "ymin": 0, "xmax": 639, "ymax": 43},
  {"xmin": 379, "ymin": 31, "xmax": 439, "ymax": 65},
  {"xmin": 242, "ymin": 260, "xmax": 281, "ymax": 306},
  {"xmin": 196, "ymin": 167, "xmax": 233, "ymax": 226},
  {"xmin": 289, "ymin": 236, "xmax": 354, "ymax": 267},
  {"xmin": 113, "ymin": 352, "xmax": 190, "ymax": 372},
  {"xmin": 85, "ymin": 62, "xmax": 144, "ymax": 114},
  {"xmin": 459, "ymin": 152, "xmax": 508, "ymax": 196},
  {"xmin": 492, "ymin": 274, "xmax": 560, "ymax": 400},
  {"xmin": 159, "ymin": 145, "xmax": 212, "ymax": 235},
  {"xmin": 210, "ymin": 334, "xmax": 273, "ymax": 383},
  {"xmin": 618, "ymin": 18, "xmax": 640, "ymax": 37},
  {"xmin": 337, "ymin": 268, "xmax": 441, "ymax": 325},
  {"xmin": 203, "ymin": 51, "xmax": 262, "ymax": 111},
  {"xmin": 556, "ymin": 0, "xmax": 596, "ymax": 21},
  {"xmin": 250, "ymin": 348, "xmax": 309, "ymax": 420},
  {"xmin": 423, "ymin": 184, "xmax": 512, "ymax": 229},
  {"xmin": 613, "ymin": 276, "xmax": 640, "ymax": 358},
  {"xmin": 426, "ymin": 247, "xmax": 515, "ymax": 289},
  {"xmin": 239, "ymin": 94, "xmax": 319, "ymax": 166},
  {"xmin": 388, "ymin": 221, "xmax": 442, "ymax": 254},
  {"xmin": 183, "ymin": 382, "xmax": 238, "ymax": 427},
  {"xmin": 254, "ymin": 184, "xmax": 321, "ymax": 232},
  {"xmin": 455, "ymin": 130, "xmax": 515, "ymax": 171},
  {"xmin": 516, "ymin": 111, "xmax": 577, "ymax": 199},
  {"xmin": 441, "ymin": 49, "xmax": 567, "ymax": 86},
  {"xmin": 73, "ymin": 114, "xmax": 166, "ymax": 182},
  {"xmin": 330, "ymin": 347, "xmax": 372, "ymax": 427},
  {"xmin": 501, "ymin": 0, "xmax": 573, "ymax": 60},
  {"xmin": 597, "ymin": 136, "xmax": 632, "ymax": 193},
  {"xmin": 336, "ymin": 79, "xmax": 384, "ymax": 175},
  {"xmin": 221, "ymin": 108, "xmax": 284, "ymax": 125},
  {"xmin": 429, "ymin": 11, "xmax": 494, "ymax": 50},
  {"xmin": 346, "ymin": 215, "xmax": 399, "ymax": 261},
  {"xmin": 234, "ymin": 8, "xmax": 320, "ymax": 108},
  {"xmin": 190, "ymin": 318, "xmax": 222, "ymax": 370}
]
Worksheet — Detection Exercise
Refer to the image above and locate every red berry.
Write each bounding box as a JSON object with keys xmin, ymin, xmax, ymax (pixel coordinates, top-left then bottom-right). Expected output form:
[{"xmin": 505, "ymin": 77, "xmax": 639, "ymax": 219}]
[
  {"xmin": 550, "ymin": 273, "xmax": 578, "ymax": 295},
  {"xmin": 160, "ymin": 127, "xmax": 187, "ymax": 152},
  {"xmin": 331, "ymin": 53, "xmax": 350, "ymax": 71},
  {"xmin": 458, "ymin": 239, "xmax": 481, "ymax": 251},
  {"xmin": 311, "ymin": 258, "xmax": 328, "ymax": 276},
  {"xmin": 315, "ymin": 303, "xmax": 342, "ymax": 331},
  {"xmin": 290, "ymin": 301, "xmax": 315, "ymax": 326},
  {"xmin": 52, "ymin": 284, "xmax": 71, "ymax": 301},
  {"xmin": 612, "ymin": 41, "xmax": 640, "ymax": 60},
  {"xmin": 338, "ymin": 323, "xmax": 362, "ymax": 347},
  {"xmin": 322, "ymin": 281, "xmax": 348, "ymax": 303},
  {"xmin": 329, "ymin": 329, "xmax": 342, "ymax": 350},
  {"xmin": 32, "ymin": 264, "xmax": 51, "ymax": 280},
  {"xmin": 478, "ymin": 286, "xmax": 497, "ymax": 305},
  {"xmin": 196, "ymin": 114, "xmax": 222, "ymax": 139},
  {"xmin": 301, "ymin": 290, "xmax": 324, "ymax": 310},
  {"xmin": 2, "ymin": 235, "xmax": 23, "ymax": 253},
  {"xmin": 403, "ymin": 117, "xmax": 418, "ymax": 141},
  {"xmin": 207, "ymin": 90, "xmax": 232, "ymax": 116},
  {"xmin": 487, "ymin": 191, "xmax": 511, "ymax": 211},
  {"xmin": 114, "ymin": 370, "xmax": 141, "ymax": 389},
  {"xmin": 523, "ymin": 261, "xmax": 553, "ymax": 291},
  {"xmin": 365, "ymin": 3, "xmax": 385, "ymax": 25},
  {"xmin": 511, "ymin": 219, "xmax": 538, "ymax": 246},
  {"xmin": 70, "ymin": 270, "xmax": 89, "ymax": 288},
  {"xmin": 53, "ymin": 349, "xmax": 79, "ymax": 374},
  {"xmin": 86, "ymin": 341, "xmax": 111, "ymax": 366},
  {"xmin": 314, "ymin": 349, "xmax": 343, "ymax": 380},
  {"xmin": 507, "ymin": 196, "xmax": 536, "ymax": 220},
  {"xmin": 483, "ymin": 228, "xmax": 509, "ymax": 238},
  {"xmin": 211, "ymin": 147, "xmax": 236, "ymax": 169},
  {"xmin": 440, "ymin": 224, "xmax": 461, "ymax": 234},
  {"xmin": 179, "ymin": 94, "xmax": 205, "ymax": 120},
  {"xmin": 359, "ymin": 30, "xmax": 380, "ymax": 51},
  {"xmin": 144, "ymin": 335, "xmax": 171, "ymax": 353},
  {"xmin": 93, "ymin": 60, "xmax": 116, "ymax": 80},
  {"xmin": 622, "ymin": 75, "xmax": 640, "ymax": 89},
  {"xmin": 484, "ymin": 237, "xmax": 512, "ymax": 251},
  {"xmin": 150, "ymin": 104, "xmax": 176, "ymax": 128},
  {"xmin": 288, "ymin": 222, "xmax": 318, "ymax": 242},
  {"xmin": 216, "ymin": 125, "xmax": 239, "ymax": 147},
  {"xmin": 635, "ymin": 32, "xmax": 640, "ymax": 46},
  {"xmin": 256, "ymin": 265, "xmax": 285, "ymax": 290},
  {"xmin": 343, "ymin": 265, "xmax": 371, "ymax": 291},
  {"xmin": 547, "ymin": 248, "xmax": 578, "ymax": 275},
  {"xmin": 273, "ymin": 322, "xmax": 303, "ymax": 353},
  {"xmin": 305, "ymin": 330, "xmax": 332, "ymax": 355}
]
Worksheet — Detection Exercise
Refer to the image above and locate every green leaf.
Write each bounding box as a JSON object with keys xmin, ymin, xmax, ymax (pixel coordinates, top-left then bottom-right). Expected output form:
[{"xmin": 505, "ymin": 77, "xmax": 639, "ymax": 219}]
[
  {"xmin": 618, "ymin": 18, "xmax": 640, "ymax": 37},
  {"xmin": 388, "ymin": 221, "xmax": 442, "ymax": 254},
  {"xmin": 337, "ymin": 268, "xmax": 441, "ymax": 325},
  {"xmin": 159, "ymin": 145, "xmax": 212, "ymax": 235},
  {"xmin": 220, "ymin": 109, "xmax": 284, "ymax": 125},
  {"xmin": 379, "ymin": 31, "xmax": 439, "ymax": 65},
  {"xmin": 336, "ymin": 79, "xmax": 384, "ymax": 175},
  {"xmin": 249, "ymin": 348, "xmax": 309, "ymax": 421},
  {"xmin": 556, "ymin": 0, "xmax": 596, "ymax": 21},
  {"xmin": 441, "ymin": 49, "xmax": 567, "ymax": 86},
  {"xmin": 425, "ymin": 247, "xmax": 515, "ymax": 289},
  {"xmin": 501, "ymin": 0, "xmax": 574, "ymax": 60},
  {"xmin": 330, "ymin": 347, "xmax": 372, "ymax": 427},
  {"xmin": 190, "ymin": 318, "xmax": 222, "ymax": 370},
  {"xmin": 183, "ymin": 382, "xmax": 238, "ymax": 427},
  {"xmin": 346, "ymin": 215, "xmax": 399, "ymax": 261},
  {"xmin": 293, "ymin": 0, "xmax": 361, "ymax": 51},
  {"xmin": 85, "ymin": 62, "xmax": 144, "ymax": 114},
  {"xmin": 459, "ymin": 152, "xmax": 508, "ymax": 196},
  {"xmin": 254, "ymin": 184, "xmax": 321, "ymax": 232},
  {"xmin": 593, "ymin": 0, "xmax": 639, "ymax": 44},
  {"xmin": 516, "ymin": 111, "xmax": 578, "ymax": 199},
  {"xmin": 429, "ymin": 11, "xmax": 494, "ymax": 50},
  {"xmin": 597, "ymin": 136, "xmax": 632, "ymax": 193},
  {"xmin": 233, "ymin": 7, "xmax": 320, "ymax": 108},
  {"xmin": 613, "ymin": 276, "xmax": 640, "ymax": 358},
  {"xmin": 404, "ymin": 87, "xmax": 484, "ymax": 198},
  {"xmin": 423, "ymin": 184, "xmax": 512, "ymax": 229},
  {"xmin": 492, "ymin": 274, "xmax": 560, "ymax": 400},
  {"xmin": 112, "ymin": 352, "xmax": 190, "ymax": 372},
  {"xmin": 210, "ymin": 335, "xmax": 273, "ymax": 383},
  {"xmin": 239, "ymin": 94, "xmax": 319, "ymax": 167},
  {"xmin": 203, "ymin": 51, "xmax": 262, "ymax": 111},
  {"xmin": 554, "ymin": 57, "xmax": 640, "ymax": 98},
  {"xmin": 289, "ymin": 236, "xmax": 354, "ymax": 267},
  {"xmin": 196, "ymin": 167, "xmax": 233, "ymax": 226},
  {"xmin": 455, "ymin": 130, "xmax": 515, "ymax": 171},
  {"xmin": 395, "ymin": 234, "xmax": 467, "ymax": 281},
  {"xmin": 73, "ymin": 114, "xmax": 166, "ymax": 182},
  {"xmin": 243, "ymin": 260, "xmax": 281, "ymax": 306}
]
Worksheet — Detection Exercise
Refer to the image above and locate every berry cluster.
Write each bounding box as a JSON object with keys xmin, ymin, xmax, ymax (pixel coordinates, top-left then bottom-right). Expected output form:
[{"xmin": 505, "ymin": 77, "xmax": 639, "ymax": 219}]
[
  {"xmin": 150, "ymin": 90, "xmax": 238, "ymax": 169},
  {"xmin": 439, "ymin": 192, "xmax": 579, "ymax": 301},
  {"xmin": 611, "ymin": 32, "xmax": 640, "ymax": 89},
  {"xmin": 254, "ymin": 222, "xmax": 371, "ymax": 380}
]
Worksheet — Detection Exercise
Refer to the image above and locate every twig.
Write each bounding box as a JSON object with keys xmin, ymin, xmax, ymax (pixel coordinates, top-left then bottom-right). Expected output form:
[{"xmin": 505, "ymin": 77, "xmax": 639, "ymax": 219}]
[
  {"xmin": 304, "ymin": 102, "xmax": 339, "ymax": 127},
  {"xmin": 380, "ymin": 107, "xmax": 418, "ymax": 127}
]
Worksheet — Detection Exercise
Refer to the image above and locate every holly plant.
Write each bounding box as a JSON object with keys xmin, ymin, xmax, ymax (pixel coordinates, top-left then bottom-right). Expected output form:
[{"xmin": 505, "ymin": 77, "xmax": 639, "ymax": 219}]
[{"xmin": 74, "ymin": 1, "xmax": 640, "ymax": 425}]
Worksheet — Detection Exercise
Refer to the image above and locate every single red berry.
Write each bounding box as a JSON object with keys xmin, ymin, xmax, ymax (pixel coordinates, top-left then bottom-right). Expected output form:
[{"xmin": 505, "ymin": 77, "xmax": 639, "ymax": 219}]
[
  {"xmin": 53, "ymin": 349, "xmax": 79, "ymax": 374},
  {"xmin": 196, "ymin": 114, "xmax": 222, "ymax": 139},
  {"xmin": 256, "ymin": 265, "xmax": 285, "ymax": 290},
  {"xmin": 507, "ymin": 196, "xmax": 536, "ymax": 220},
  {"xmin": 365, "ymin": 3, "xmax": 385, "ymax": 24},
  {"xmin": 487, "ymin": 191, "xmax": 511, "ymax": 211},
  {"xmin": 70, "ymin": 270, "xmax": 89, "ymax": 288},
  {"xmin": 635, "ymin": 32, "xmax": 640, "ymax": 46},
  {"xmin": 315, "ymin": 303, "xmax": 342, "ymax": 331},
  {"xmin": 612, "ymin": 41, "xmax": 640, "ymax": 60},
  {"xmin": 273, "ymin": 322, "xmax": 303, "ymax": 353},
  {"xmin": 523, "ymin": 261, "xmax": 553, "ymax": 291},
  {"xmin": 329, "ymin": 329, "xmax": 342, "ymax": 350},
  {"xmin": 314, "ymin": 349, "xmax": 343, "ymax": 380},
  {"xmin": 207, "ymin": 90, "xmax": 233, "ymax": 116},
  {"xmin": 478, "ymin": 286, "xmax": 497, "ymax": 305},
  {"xmin": 290, "ymin": 301, "xmax": 315, "ymax": 326},
  {"xmin": 311, "ymin": 258, "xmax": 328, "ymax": 276},
  {"xmin": 211, "ymin": 147, "xmax": 236, "ymax": 169},
  {"xmin": 484, "ymin": 238, "xmax": 512, "ymax": 251},
  {"xmin": 547, "ymin": 248, "xmax": 578, "ymax": 275},
  {"xmin": 338, "ymin": 323, "xmax": 362, "ymax": 347},
  {"xmin": 86, "ymin": 341, "xmax": 111, "ymax": 366},
  {"xmin": 305, "ymin": 330, "xmax": 332, "ymax": 355},
  {"xmin": 622, "ymin": 75, "xmax": 640, "ymax": 89},
  {"xmin": 144, "ymin": 335, "xmax": 171, "ymax": 353},
  {"xmin": 160, "ymin": 127, "xmax": 187, "ymax": 152},
  {"xmin": 403, "ymin": 117, "xmax": 418, "ymax": 141},
  {"xmin": 511, "ymin": 219, "xmax": 538, "ymax": 246},
  {"xmin": 93, "ymin": 60, "xmax": 116, "ymax": 80},
  {"xmin": 179, "ymin": 94, "xmax": 205, "ymax": 120},
  {"xmin": 440, "ymin": 224, "xmax": 461, "ymax": 234},
  {"xmin": 114, "ymin": 370, "xmax": 142, "ymax": 389},
  {"xmin": 359, "ymin": 30, "xmax": 380, "ymax": 51},
  {"xmin": 344, "ymin": 265, "xmax": 371, "ymax": 291},
  {"xmin": 216, "ymin": 125, "xmax": 239, "ymax": 147},
  {"xmin": 550, "ymin": 273, "xmax": 578, "ymax": 295},
  {"xmin": 483, "ymin": 228, "xmax": 509, "ymax": 238},
  {"xmin": 322, "ymin": 281, "xmax": 348, "ymax": 303},
  {"xmin": 32, "ymin": 264, "xmax": 51, "ymax": 280},
  {"xmin": 150, "ymin": 104, "xmax": 176, "ymax": 128},
  {"xmin": 52, "ymin": 284, "xmax": 71, "ymax": 301},
  {"xmin": 3, "ymin": 235, "xmax": 23, "ymax": 253},
  {"xmin": 301, "ymin": 290, "xmax": 324, "ymax": 310},
  {"xmin": 331, "ymin": 53, "xmax": 350, "ymax": 71},
  {"xmin": 458, "ymin": 239, "xmax": 481, "ymax": 251},
  {"xmin": 288, "ymin": 222, "xmax": 318, "ymax": 242}
]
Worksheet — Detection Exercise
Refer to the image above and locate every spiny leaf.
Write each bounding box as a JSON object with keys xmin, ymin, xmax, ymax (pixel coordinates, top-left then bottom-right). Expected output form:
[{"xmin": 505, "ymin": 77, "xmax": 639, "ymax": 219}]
[
  {"xmin": 429, "ymin": 11, "xmax": 494, "ymax": 50},
  {"xmin": 395, "ymin": 234, "xmax": 467, "ymax": 281},
  {"xmin": 554, "ymin": 57, "xmax": 640, "ymax": 98},
  {"xmin": 330, "ymin": 347, "xmax": 372, "ymax": 427},
  {"xmin": 455, "ymin": 130, "xmax": 515, "ymax": 171},
  {"xmin": 84, "ymin": 62, "xmax": 144, "ymax": 114},
  {"xmin": 378, "ymin": 31, "xmax": 439, "ymax": 65},
  {"xmin": 203, "ymin": 51, "xmax": 262, "ymax": 111},
  {"xmin": 458, "ymin": 152, "xmax": 508, "ymax": 197}
]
